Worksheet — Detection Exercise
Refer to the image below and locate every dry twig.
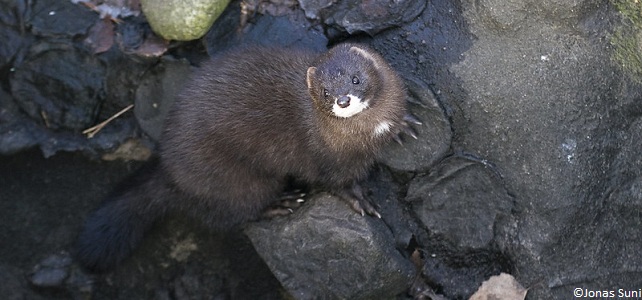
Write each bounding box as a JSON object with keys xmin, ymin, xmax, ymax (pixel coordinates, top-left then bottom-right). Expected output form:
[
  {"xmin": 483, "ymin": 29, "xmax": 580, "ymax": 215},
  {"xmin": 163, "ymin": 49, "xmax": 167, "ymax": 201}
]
[{"xmin": 83, "ymin": 104, "xmax": 134, "ymax": 138}]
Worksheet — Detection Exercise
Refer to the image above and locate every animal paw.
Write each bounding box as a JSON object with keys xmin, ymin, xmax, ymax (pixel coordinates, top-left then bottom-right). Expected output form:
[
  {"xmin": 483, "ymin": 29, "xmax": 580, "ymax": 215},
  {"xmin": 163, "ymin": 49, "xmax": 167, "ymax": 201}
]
[
  {"xmin": 391, "ymin": 113, "xmax": 422, "ymax": 145},
  {"xmin": 336, "ymin": 183, "xmax": 381, "ymax": 218},
  {"xmin": 262, "ymin": 190, "xmax": 306, "ymax": 218}
]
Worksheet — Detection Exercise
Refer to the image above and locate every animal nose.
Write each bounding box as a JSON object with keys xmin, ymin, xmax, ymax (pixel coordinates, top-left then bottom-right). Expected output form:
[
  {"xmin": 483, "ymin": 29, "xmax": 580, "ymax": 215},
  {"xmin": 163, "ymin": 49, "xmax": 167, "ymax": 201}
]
[{"xmin": 337, "ymin": 95, "xmax": 350, "ymax": 108}]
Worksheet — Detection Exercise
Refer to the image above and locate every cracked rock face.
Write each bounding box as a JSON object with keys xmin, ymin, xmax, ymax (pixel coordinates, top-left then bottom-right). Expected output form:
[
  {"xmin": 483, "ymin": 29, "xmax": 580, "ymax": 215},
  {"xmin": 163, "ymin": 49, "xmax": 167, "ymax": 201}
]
[
  {"xmin": 299, "ymin": 0, "xmax": 426, "ymax": 35},
  {"xmin": 245, "ymin": 193, "xmax": 415, "ymax": 299}
]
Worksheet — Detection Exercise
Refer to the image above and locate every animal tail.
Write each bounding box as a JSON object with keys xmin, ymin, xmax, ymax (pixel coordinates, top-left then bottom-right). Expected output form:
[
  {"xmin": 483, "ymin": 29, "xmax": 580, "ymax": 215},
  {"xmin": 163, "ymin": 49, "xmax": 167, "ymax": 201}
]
[{"xmin": 74, "ymin": 159, "xmax": 173, "ymax": 272}]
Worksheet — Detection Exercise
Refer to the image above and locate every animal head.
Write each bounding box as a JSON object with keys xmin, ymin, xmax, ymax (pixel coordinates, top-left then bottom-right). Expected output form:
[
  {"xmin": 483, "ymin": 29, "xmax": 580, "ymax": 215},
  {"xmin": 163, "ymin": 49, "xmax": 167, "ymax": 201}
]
[{"xmin": 307, "ymin": 44, "xmax": 386, "ymax": 119}]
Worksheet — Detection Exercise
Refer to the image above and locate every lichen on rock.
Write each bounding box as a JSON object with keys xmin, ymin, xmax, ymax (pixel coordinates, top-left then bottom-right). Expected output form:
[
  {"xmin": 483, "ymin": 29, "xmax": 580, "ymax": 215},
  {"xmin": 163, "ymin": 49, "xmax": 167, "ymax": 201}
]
[
  {"xmin": 141, "ymin": 0, "xmax": 231, "ymax": 41},
  {"xmin": 611, "ymin": 0, "xmax": 642, "ymax": 82}
]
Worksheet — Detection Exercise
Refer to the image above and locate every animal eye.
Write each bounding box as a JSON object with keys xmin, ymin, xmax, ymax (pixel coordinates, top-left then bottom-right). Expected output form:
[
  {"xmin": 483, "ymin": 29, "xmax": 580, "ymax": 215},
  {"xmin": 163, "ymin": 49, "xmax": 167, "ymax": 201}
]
[
  {"xmin": 323, "ymin": 89, "xmax": 330, "ymax": 98},
  {"xmin": 352, "ymin": 76, "xmax": 360, "ymax": 84}
]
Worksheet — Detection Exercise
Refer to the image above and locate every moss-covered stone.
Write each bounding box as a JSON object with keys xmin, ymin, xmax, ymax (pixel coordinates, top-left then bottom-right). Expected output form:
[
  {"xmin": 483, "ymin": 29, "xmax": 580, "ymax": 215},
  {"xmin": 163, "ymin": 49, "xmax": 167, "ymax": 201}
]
[
  {"xmin": 610, "ymin": 0, "xmax": 642, "ymax": 82},
  {"xmin": 141, "ymin": 0, "xmax": 231, "ymax": 41}
]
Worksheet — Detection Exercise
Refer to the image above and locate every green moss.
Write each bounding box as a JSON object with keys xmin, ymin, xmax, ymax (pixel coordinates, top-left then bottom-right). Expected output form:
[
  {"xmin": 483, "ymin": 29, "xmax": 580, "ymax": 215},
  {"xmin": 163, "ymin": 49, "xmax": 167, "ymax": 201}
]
[
  {"xmin": 610, "ymin": 0, "xmax": 642, "ymax": 82},
  {"xmin": 613, "ymin": 0, "xmax": 642, "ymax": 26}
]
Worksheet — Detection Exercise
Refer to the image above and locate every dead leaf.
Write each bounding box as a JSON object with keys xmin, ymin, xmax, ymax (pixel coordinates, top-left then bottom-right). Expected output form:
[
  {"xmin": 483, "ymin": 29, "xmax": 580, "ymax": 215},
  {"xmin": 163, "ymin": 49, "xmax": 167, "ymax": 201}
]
[
  {"xmin": 410, "ymin": 248, "xmax": 423, "ymax": 268},
  {"xmin": 73, "ymin": 0, "xmax": 141, "ymax": 19},
  {"xmin": 101, "ymin": 138, "xmax": 152, "ymax": 161},
  {"xmin": 130, "ymin": 33, "xmax": 168, "ymax": 57},
  {"xmin": 469, "ymin": 273, "xmax": 527, "ymax": 300},
  {"xmin": 85, "ymin": 18, "xmax": 114, "ymax": 54}
]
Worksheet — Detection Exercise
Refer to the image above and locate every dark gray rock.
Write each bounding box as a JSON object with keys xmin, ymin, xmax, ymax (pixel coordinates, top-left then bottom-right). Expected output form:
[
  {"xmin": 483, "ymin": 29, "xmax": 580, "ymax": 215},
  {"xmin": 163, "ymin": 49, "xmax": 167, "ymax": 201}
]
[
  {"xmin": 245, "ymin": 193, "xmax": 415, "ymax": 299},
  {"xmin": 359, "ymin": 0, "xmax": 642, "ymax": 298},
  {"xmin": 0, "ymin": 2, "xmax": 158, "ymax": 157},
  {"xmin": 205, "ymin": 6, "xmax": 328, "ymax": 54},
  {"xmin": 1, "ymin": 82, "xmax": 138, "ymax": 157},
  {"xmin": 134, "ymin": 57, "xmax": 192, "ymax": 141},
  {"xmin": 1, "ymin": 78, "xmax": 138, "ymax": 157},
  {"xmin": 381, "ymin": 76, "xmax": 452, "ymax": 172},
  {"xmin": 407, "ymin": 156, "xmax": 513, "ymax": 250},
  {"xmin": 0, "ymin": 88, "xmax": 40, "ymax": 154},
  {"xmin": 29, "ymin": 0, "xmax": 96, "ymax": 38},
  {"xmin": 10, "ymin": 44, "xmax": 105, "ymax": 131},
  {"xmin": 240, "ymin": 10, "xmax": 327, "ymax": 50},
  {"xmin": 299, "ymin": 0, "xmax": 426, "ymax": 36},
  {"xmin": 444, "ymin": 0, "xmax": 642, "ymax": 298},
  {"xmin": 0, "ymin": 24, "xmax": 27, "ymax": 69},
  {"xmin": 29, "ymin": 252, "xmax": 73, "ymax": 288}
]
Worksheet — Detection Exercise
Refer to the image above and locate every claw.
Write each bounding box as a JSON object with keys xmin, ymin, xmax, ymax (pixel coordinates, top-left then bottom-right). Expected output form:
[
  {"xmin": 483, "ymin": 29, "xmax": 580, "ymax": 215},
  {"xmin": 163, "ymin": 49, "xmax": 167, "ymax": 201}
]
[
  {"xmin": 262, "ymin": 207, "xmax": 294, "ymax": 218},
  {"xmin": 403, "ymin": 113, "xmax": 422, "ymax": 125},
  {"xmin": 392, "ymin": 133, "xmax": 404, "ymax": 145},
  {"xmin": 335, "ymin": 182, "xmax": 381, "ymax": 218},
  {"xmin": 402, "ymin": 124, "xmax": 418, "ymax": 139},
  {"xmin": 406, "ymin": 95, "xmax": 428, "ymax": 108},
  {"xmin": 262, "ymin": 189, "xmax": 307, "ymax": 218},
  {"xmin": 279, "ymin": 192, "xmax": 307, "ymax": 201}
]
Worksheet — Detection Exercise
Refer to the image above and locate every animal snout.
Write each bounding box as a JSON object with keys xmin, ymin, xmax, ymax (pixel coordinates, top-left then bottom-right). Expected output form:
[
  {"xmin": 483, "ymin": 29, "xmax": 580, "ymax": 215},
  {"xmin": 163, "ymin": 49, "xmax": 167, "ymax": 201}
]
[{"xmin": 337, "ymin": 95, "xmax": 351, "ymax": 108}]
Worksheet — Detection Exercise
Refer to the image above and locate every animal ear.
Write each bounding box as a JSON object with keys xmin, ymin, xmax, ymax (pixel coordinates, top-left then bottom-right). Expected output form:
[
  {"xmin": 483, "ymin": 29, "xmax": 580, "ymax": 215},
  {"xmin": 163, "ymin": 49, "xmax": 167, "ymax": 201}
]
[
  {"xmin": 306, "ymin": 67, "xmax": 317, "ymax": 90},
  {"xmin": 349, "ymin": 46, "xmax": 381, "ymax": 69}
]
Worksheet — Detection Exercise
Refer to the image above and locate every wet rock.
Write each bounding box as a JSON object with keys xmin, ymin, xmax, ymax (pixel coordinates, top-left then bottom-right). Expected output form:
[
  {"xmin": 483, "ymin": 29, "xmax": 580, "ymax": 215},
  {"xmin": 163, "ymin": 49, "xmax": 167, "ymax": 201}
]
[
  {"xmin": 245, "ymin": 193, "xmax": 415, "ymax": 299},
  {"xmin": 102, "ymin": 48, "xmax": 155, "ymax": 115},
  {"xmin": 444, "ymin": 0, "xmax": 642, "ymax": 298},
  {"xmin": 0, "ymin": 81, "xmax": 137, "ymax": 157},
  {"xmin": 114, "ymin": 16, "xmax": 169, "ymax": 57},
  {"xmin": 0, "ymin": 88, "xmax": 40, "ymax": 154},
  {"xmin": 29, "ymin": 252, "xmax": 73, "ymax": 288},
  {"xmin": 420, "ymin": 245, "xmax": 510, "ymax": 298},
  {"xmin": 205, "ymin": 6, "xmax": 327, "ymax": 54},
  {"xmin": 29, "ymin": 0, "xmax": 96, "ymax": 37},
  {"xmin": 402, "ymin": 154, "xmax": 514, "ymax": 298},
  {"xmin": 10, "ymin": 44, "xmax": 106, "ymax": 131},
  {"xmin": 134, "ymin": 57, "xmax": 191, "ymax": 141},
  {"xmin": 0, "ymin": 25, "xmax": 27, "ymax": 70},
  {"xmin": 1, "ymin": 9, "xmax": 155, "ymax": 157},
  {"xmin": 299, "ymin": 0, "xmax": 426, "ymax": 35},
  {"xmin": 381, "ymin": 76, "xmax": 452, "ymax": 172},
  {"xmin": 407, "ymin": 156, "xmax": 513, "ymax": 250},
  {"xmin": 240, "ymin": 11, "xmax": 327, "ymax": 50}
]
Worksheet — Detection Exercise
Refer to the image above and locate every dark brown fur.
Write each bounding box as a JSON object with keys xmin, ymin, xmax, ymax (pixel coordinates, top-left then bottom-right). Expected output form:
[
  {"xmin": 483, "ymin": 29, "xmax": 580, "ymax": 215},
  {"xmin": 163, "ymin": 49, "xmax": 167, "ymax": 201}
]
[{"xmin": 75, "ymin": 43, "xmax": 408, "ymax": 272}]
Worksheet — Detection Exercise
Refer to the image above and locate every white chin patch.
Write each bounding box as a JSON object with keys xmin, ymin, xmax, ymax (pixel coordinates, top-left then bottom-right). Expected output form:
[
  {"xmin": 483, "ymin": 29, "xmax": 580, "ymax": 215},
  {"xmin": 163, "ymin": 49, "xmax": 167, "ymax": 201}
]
[{"xmin": 332, "ymin": 95, "xmax": 369, "ymax": 118}]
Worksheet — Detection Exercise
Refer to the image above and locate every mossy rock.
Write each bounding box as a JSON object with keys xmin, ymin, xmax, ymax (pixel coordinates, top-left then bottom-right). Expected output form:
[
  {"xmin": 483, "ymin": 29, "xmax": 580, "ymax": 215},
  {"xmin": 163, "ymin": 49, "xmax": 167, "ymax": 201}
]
[
  {"xmin": 141, "ymin": 0, "xmax": 231, "ymax": 41},
  {"xmin": 610, "ymin": 0, "xmax": 642, "ymax": 82}
]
